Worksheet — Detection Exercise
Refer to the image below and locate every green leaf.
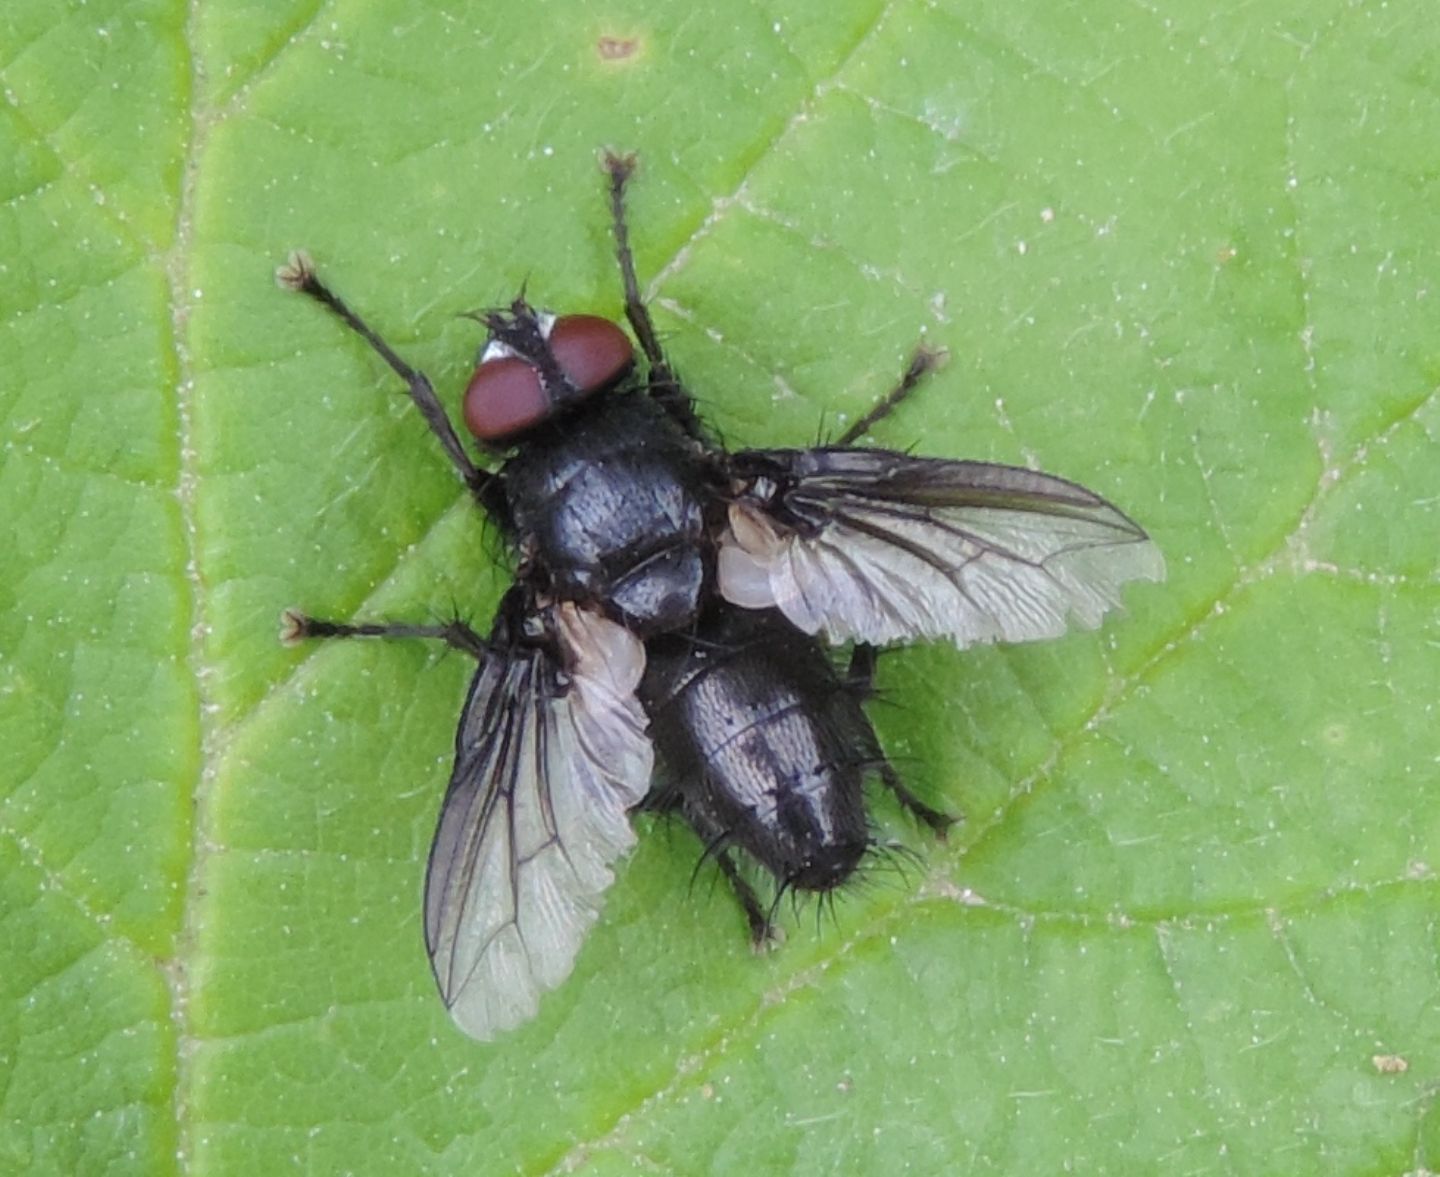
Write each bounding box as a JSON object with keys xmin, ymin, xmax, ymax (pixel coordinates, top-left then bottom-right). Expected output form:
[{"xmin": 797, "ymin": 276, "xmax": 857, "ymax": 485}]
[{"xmin": 4, "ymin": 0, "xmax": 1437, "ymax": 1173}]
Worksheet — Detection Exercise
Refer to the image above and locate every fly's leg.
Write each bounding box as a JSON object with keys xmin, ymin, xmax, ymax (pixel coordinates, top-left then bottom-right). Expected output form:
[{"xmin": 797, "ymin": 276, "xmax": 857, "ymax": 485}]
[
  {"xmin": 282, "ymin": 610, "xmax": 487, "ymax": 660},
  {"xmin": 600, "ymin": 151, "xmax": 710, "ymax": 440},
  {"xmin": 277, "ymin": 252, "xmax": 501, "ymax": 512},
  {"xmin": 877, "ymin": 762, "xmax": 957, "ymax": 837},
  {"xmin": 834, "ymin": 344, "xmax": 948, "ymax": 446},
  {"xmin": 846, "ymin": 644, "xmax": 958, "ymax": 836},
  {"xmin": 679, "ymin": 802, "xmax": 780, "ymax": 946},
  {"xmin": 846, "ymin": 642, "xmax": 882, "ymax": 695},
  {"xmin": 601, "ymin": 150, "xmax": 667, "ymax": 376},
  {"xmin": 714, "ymin": 848, "xmax": 780, "ymax": 947}
]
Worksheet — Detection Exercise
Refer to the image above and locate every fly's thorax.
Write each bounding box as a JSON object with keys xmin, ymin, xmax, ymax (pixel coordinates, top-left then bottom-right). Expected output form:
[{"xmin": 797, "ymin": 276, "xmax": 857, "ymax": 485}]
[{"xmin": 501, "ymin": 392, "xmax": 713, "ymax": 635}]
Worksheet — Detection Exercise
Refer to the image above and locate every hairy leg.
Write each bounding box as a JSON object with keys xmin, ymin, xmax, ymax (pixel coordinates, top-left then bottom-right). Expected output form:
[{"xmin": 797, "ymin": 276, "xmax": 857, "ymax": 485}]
[
  {"xmin": 846, "ymin": 644, "xmax": 958, "ymax": 836},
  {"xmin": 834, "ymin": 344, "xmax": 948, "ymax": 446},
  {"xmin": 277, "ymin": 252, "xmax": 501, "ymax": 511},
  {"xmin": 600, "ymin": 151, "xmax": 711, "ymax": 441},
  {"xmin": 282, "ymin": 610, "xmax": 486, "ymax": 660}
]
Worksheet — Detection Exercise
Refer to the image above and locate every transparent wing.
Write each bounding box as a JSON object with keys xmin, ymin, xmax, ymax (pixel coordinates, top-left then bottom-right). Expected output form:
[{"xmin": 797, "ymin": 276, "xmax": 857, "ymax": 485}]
[
  {"xmin": 718, "ymin": 447, "xmax": 1165, "ymax": 648},
  {"xmin": 423, "ymin": 604, "xmax": 652, "ymax": 1041}
]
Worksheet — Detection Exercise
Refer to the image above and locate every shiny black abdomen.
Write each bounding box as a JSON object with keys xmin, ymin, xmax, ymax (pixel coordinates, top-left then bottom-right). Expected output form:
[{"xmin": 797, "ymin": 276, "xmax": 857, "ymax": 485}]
[
  {"xmin": 502, "ymin": 391, "xmax": 714, "ymax": 635},
  {"xmin": 640, "ymin": 608, "xmax": 874, "ymax": 891}
]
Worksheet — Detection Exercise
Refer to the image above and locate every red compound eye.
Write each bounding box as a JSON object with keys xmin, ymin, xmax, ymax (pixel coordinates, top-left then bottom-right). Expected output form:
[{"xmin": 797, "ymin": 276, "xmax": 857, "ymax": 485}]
[
  {"xmin": 462, "ymin": 357, "xmax": 548, "ymax": 441},
  {"xmin": 462, "ymin": 315, "xmax": 635, "ymax": 442},
  {"xmin": 549, "ymin": 315, "xmax": 633, "ymax": 393}
]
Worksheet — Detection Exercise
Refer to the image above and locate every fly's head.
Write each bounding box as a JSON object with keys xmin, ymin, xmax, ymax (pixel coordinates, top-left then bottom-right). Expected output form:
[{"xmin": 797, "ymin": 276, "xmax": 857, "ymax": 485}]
[{"xmin": 462, "ymin": 298, "xmax": 636, "ymax": 444}]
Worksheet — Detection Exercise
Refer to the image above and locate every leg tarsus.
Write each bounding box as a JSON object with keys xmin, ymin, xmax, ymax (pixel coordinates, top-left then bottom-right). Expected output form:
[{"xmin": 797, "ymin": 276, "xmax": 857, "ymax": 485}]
[
  {"xmin": 845, "ymin": 641, "xmax": 958, "ymax": 835},
  {"xmin": 672, "ymin": 794, "xmax": 779, "ymax": 943},
  {"xmin": 600, "ymin": 152, "xmax": 668, "ymax": 375},
  {"xmin": 277, "ymin": 252, "xmax": 494, "ymax": 501},
  {"xmin": 713, "ymin": 849, "xmax": 782, "ymax": 947},
  {"xmin": 878, "ymin": 761, "xmax": 958, "ymax": 838},
  {"xmin": 280, "ymin": 609, "xmax": 486, "ymax": 660},
  {"xmin": 835, "ymin": 343, "xmax": 949, "ymax": 446}
]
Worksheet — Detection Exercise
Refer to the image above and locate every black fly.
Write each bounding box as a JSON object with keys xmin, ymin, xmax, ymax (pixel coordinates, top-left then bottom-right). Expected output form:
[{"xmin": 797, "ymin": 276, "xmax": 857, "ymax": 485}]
[{"xmin": 278, "ymin": 152, "xmax": 1164, "ymax": 1040}]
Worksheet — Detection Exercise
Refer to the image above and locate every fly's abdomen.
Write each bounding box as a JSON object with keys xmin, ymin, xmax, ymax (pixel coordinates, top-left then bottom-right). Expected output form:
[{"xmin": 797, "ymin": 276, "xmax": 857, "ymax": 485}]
[{"xmin": 643, "ymin": 609, "xmax": 873, "ymax": 892}]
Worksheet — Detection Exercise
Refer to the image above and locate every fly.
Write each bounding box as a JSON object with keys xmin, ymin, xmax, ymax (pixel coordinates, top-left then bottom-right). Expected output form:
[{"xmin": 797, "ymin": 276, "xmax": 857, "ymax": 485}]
[{"xmin": 278, "ymin": 152, "xmax": 1164, "ymax": 1040}]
